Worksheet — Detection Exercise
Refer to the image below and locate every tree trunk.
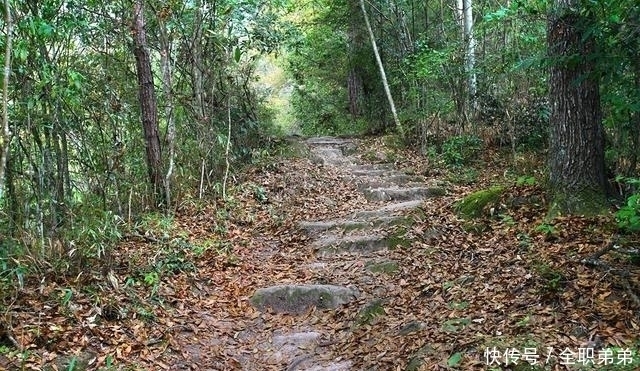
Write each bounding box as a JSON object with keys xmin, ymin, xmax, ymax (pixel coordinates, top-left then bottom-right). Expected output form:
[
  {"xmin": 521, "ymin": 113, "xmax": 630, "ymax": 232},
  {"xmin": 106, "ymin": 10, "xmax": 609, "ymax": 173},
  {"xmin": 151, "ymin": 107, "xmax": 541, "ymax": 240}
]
[
  {"xmin": 547, "ymin": 0, "xmax": 607, "ymax": 215},
  {"xmin": 359, "ymin": 0, "xmax": 404, "ymax": 138},
  {"xmin": 159, "ymin": 15, "xmax": 175, "ymax": 209},
  {"xmin": 347, "ymin": 5, "xmax": 363, "ymax": 120},
  {"xmin": 133, "ymin": 0, "xmax": 163, "ymax": 205},
  {"xmin": 463, "ymin": 0, "xmax": 477, "ymax": 112},
  {"xmin": 0, "ymin": 0, "xmax": 12, "ymax": 200}
]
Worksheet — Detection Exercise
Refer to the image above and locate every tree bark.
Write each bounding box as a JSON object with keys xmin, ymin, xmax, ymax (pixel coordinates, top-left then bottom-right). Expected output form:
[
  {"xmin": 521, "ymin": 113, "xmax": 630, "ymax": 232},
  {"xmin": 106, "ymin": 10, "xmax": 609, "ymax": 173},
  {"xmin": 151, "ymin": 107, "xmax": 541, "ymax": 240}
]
[
  {"xmin": 347, "ymin": 4, "xmax": 363, "ymax": 120},
  {"xmin": 133, "ymin": 0, "xmax": 163, "ymax": 205},
  {"xmin": 547, "ymin": 0, "xmax": 607, "ymax": 215},
  {"xmin": 463, "ymin": 0, "xmax": 476, "ymax": 112},
  {"xmin": 159, "ymin": 14, "xmax": 175, "ymax": 209},
  {"xmin": 359, "ymin": 0, "xmax": 404, "ymax": 138},
  {"xmin": 0, "ymin": 0, "xmax": 12, "ymax": 200}
]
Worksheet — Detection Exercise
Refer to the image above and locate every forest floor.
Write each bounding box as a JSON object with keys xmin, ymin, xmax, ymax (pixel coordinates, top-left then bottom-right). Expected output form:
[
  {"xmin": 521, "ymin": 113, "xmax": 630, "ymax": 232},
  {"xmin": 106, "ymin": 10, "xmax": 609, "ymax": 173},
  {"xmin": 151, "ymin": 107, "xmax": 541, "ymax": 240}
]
[{"xmin": 1, "ymin": 136, "xmax": 640, "ymax": 371}]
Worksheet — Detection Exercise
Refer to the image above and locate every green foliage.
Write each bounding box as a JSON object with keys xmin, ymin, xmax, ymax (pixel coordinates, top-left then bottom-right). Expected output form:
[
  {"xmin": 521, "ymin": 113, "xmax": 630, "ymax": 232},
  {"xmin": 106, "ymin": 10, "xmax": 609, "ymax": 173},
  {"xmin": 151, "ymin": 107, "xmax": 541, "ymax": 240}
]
[
  {"xmin": 616, "ymin": 192, "xmax": 640, "ymax": 233},
  {"xmin": 535, "ymin": 222, "xmax": 557, "ymax": 237},
  {"xmin": 516, "ymin": 175, "xmax": 536, "ymax": 186},
  {"xmin": 143, "ymin": 272, "xmax": 160, "ymax": 287},
  {"xmin": 447, "ymin": 352, "xmax": 463, "ymax": 367},
  {"xmin": 533, "ymin": 262, "xmax": 564, "ymax": 293},
  {"xmin": 448, "ymin": 168, "xmax": 479, "ymax": 185},
  {"xmin": 441, "ymin": 135, "xmax": 483, "ymax": 166},
  {"xmin": 442, "ymin": 318, "xmax": 470, "ymax": 333}
]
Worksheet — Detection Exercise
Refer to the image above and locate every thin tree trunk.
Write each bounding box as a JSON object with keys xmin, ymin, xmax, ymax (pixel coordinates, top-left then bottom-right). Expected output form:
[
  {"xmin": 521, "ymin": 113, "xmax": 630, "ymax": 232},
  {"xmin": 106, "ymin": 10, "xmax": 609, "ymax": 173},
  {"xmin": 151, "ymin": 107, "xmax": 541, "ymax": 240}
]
[
  {"xmin": 0, "ymin": 0, "xmax": 12, "ymax": 199},
  {"xmin": 159, "ymin": 17, "xmax": 176, "ymax": 209},
  {"xmin": 547, "ymin": 0, "xmax": 607, "ymax": 215},
  {"xmin": 133, "ymin": 0, "xmax": 163, "ymax": 205},
  {"xmin": 359, "ymin": 0, "xmax": 404, "ymax": 138},
  {"xmin": 463, "ymin": 0, "xmax": 477, "ymax": 112},
  {"xmin": 347, "ymin": 2, "xmax": 363, "ymax": 120}
]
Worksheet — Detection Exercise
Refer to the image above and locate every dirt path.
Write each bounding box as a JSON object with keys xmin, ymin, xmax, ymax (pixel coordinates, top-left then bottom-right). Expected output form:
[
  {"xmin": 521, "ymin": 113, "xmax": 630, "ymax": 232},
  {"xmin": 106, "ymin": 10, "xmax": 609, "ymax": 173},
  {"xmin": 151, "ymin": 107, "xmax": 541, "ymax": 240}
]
[{"xmin": 159, "ymin": 136, "xmax": 448, "ymax": 370}]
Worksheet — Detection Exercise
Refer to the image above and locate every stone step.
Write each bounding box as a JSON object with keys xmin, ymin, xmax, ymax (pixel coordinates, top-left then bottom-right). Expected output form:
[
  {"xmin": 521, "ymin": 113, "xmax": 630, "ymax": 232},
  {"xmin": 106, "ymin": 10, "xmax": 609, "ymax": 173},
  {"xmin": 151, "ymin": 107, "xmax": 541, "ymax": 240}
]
[
  {"xmin": 309, "ymin": 147, "xmax": 351, "ymax": 166},
  {"xmin": 314, "ymin": 234, "xmax": 393, "ymax": 254},
  {"xmin": 292, "ymin": 359, "xmax": 352, "ymax": 371},
  {"xmin": 250, "ymin": 284, "xmax": 358, "ymax": 314},
  {"xmin": 362, "ymin": 186, "xmax": 446, "ymax": 202},
  {"xmin": 298, "ymin": 215, "xmax": 410, "ymax": 236},
  {"xmin": 306, "ymin": 137, "xmax": 353, "ymax": 146},
  {"xmin": 353, "ymin": 200, "xmax": 424, "ymax": 218},
  {"xmin": 356, "ymin": 176, "xmax": 426, "ymax": 191},
  {"xmin": 350, "ymin": 168, "xmax": 397, "ymax": 177}
]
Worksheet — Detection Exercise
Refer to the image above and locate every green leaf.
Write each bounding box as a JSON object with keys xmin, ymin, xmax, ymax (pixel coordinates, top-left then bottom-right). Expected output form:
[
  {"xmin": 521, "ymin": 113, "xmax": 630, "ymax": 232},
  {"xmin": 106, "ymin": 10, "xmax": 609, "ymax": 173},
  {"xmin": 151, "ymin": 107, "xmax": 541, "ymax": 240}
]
[
  {"xmin": 447, "ymin": 352, "xmax": 463, "ymax": 367},
  {"xmin": 37, "ymin": 20, "xmax": 54, "ymax": 37},
  {"xmin": 234, "ymin": 47, "xmax": 241, "ymax": 63}
]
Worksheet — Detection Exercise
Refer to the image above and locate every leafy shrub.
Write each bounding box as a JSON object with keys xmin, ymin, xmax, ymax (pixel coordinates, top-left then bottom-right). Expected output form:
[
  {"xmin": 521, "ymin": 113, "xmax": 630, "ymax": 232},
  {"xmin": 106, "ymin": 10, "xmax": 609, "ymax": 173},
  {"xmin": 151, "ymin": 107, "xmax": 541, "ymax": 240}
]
[
  {"xmin": 616, "ymin": 194, "xmax": 640, "ymax": 232},
  {"xmin": 615, "ymin": 177, "xmax": 640, "ymax": 233},
  {"xmin": 441, "ymin": 135, "xmax": 483, "ymax": 166}
]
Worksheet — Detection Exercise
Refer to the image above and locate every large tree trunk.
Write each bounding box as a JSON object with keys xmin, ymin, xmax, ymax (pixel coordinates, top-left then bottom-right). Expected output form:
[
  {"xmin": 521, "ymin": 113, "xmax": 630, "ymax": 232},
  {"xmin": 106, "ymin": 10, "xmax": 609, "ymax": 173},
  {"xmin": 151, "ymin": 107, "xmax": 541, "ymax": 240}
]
[
  {"xmin": 133, "ymin": 0, "xmax": 163, "ymax": 205},
  {"xmin": 547, "ymin": 0, "xmax": 607, "ymax": 215}
]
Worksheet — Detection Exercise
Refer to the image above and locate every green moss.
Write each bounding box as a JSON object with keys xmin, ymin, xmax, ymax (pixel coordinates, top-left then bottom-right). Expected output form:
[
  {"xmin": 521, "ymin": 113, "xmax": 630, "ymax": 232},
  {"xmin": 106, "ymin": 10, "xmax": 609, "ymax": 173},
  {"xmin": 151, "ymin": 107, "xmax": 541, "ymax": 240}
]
[
  {"xmin": 386, "ymin": 228, "xmax": 412, "ymax": 249},
  {"xmin": 366, "ymin": 260, "xmax": 399, "ymax": 274},
  {"xmin": 548, "ymin": 186, "xmax": 609, "ymax": 217},
  {"xmin": 455, "ymin": 186, "xmax": 505, "ymax": 219},
  {"xmin": 356, "ymin": 299, "xmax": 385, "ymax": 325}
]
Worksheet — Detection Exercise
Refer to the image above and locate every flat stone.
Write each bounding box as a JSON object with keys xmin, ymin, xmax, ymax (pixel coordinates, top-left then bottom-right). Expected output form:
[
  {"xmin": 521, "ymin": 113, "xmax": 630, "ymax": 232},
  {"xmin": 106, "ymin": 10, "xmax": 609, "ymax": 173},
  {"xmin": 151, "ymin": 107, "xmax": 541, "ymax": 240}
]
[
  {"xmin": 273, "ymin": 331, "xmax": 321, "ymax": 347},
  {"xmin": 314, "ymin": 234, "xmax": 390, "ymax": 254},
  {"xmin": 290, "ymin": 359, "xmax": 352, "ymax": 371},
  {"xmin": 306, "ymin": 137, "xmax": 352, "ymax": 146},
  {"xmin": 362, "ymin": 186, "xmax": 446, "ymax": 201},
  {"xmin": 357, "ymin": 180, "xmax": 426, "ymax": 193},
  {"xmin": 350, "ymin": 168, "xmax": 395, "ymax": 177},
  {"xmin": 349, "ymin": 163, "xmax": 395, "ymax": 171},
  {"xmin": 251, "ymin": 285, "xmax": 358, "ymax": 314},
  {"xmin": 366, "ymin": 260, "xmax": 400, "ymax": 274},
  {"xmin": 309, "ymin": 147, "xmax": 351, "ymax": 166},
  {"xmin": 299, "ymin": 216, "xmax": 409, "ymax": 235},
  {"xmin": 354, "ymin": 200, "xmax": 423, "ymax": 218}
]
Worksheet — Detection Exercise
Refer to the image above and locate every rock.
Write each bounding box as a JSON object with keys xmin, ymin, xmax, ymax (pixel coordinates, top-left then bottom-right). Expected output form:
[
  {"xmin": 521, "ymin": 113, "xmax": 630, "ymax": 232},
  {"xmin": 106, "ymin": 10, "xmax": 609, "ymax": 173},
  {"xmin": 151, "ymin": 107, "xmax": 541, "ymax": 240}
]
[
  {"xmin": 290, "ymin": 359, "xmax": 352, "ymax": 371},
  {"xmin": 314, "ymin": 234, "xmax": 390, "ymax": 254},
  {"xmin": 355, "ymin": 175, "xmax": 425, "ymax": 191},
  {"xmin": 362, "ymin": 186, "xmax": 446, "ymax": 202},
  {"xmin": 354, "ymin": 200, "xmax": 423, "ymax": 218},
  {"xmin": 273, "ymin": 331, "xmax": 320, "ymax": 347},
  {"xmin": 298, "ymin": 216, "xmax": 411, "ymax": 236},
  {"xmin": 454, "ymin": 186, "xmax": 505, "ymax": 219},
  {"xmin": 366, "ymin": 260, "xmax": 399, "ymax": 274},
  {"xmin": 356, "ymin": 299, "xmax": 386, "ymax": 325},
  {"xmin": 306, "ymin": 137, "xmax": 352, "ymax": 146},
  {"xmin": 398, "ymin": 321, "xmax": 425, "ymax": 336},
  {"xmin": 251, "ymin": 285, "xmax": 358, "ymax": 314},
  {"xmin": 309, "ymin": 147, "xmax": 350, "ymax": 166},
  {"xmin": 351, "ymin": 168, "xmax": 394, "ymax": 177}
]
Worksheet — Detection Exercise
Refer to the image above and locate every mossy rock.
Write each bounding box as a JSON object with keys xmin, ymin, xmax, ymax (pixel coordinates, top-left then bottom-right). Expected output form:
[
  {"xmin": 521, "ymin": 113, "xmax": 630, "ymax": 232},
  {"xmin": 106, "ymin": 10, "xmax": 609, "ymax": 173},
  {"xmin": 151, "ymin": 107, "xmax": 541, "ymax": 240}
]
[
  {"xmin": 455, "ymin": 186, "xmax": 505, "ymax": 219},
  {"xmin": 356, "ymin": 299, "xmax": 386, "ymax": 325},
  {"xmin": 405, "ymin": 345, "xmax": 436, "ymax": 371},
  {"xmin": 398, "ymin": 321, "xmax": 425, "ymax": 336},
  {"xmin": 387, "ymin": 228, "xmax": 412, "ymax": 250},
  {"xmin": 366, "ymin": 260, "xmax": 399, "ymax": 274}
]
